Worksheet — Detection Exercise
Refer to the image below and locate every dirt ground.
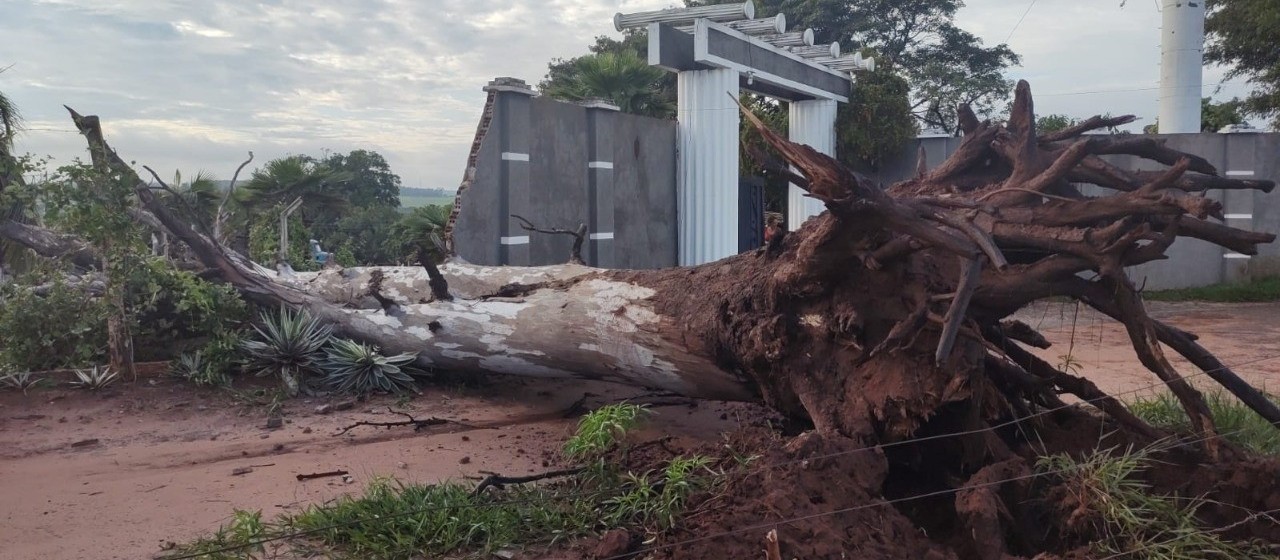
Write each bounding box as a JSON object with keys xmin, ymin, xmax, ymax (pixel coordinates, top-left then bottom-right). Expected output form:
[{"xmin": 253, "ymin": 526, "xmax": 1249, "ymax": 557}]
[{"xmin": 3, "ymin": 301, "xmax": 1280, "ymax": 560}]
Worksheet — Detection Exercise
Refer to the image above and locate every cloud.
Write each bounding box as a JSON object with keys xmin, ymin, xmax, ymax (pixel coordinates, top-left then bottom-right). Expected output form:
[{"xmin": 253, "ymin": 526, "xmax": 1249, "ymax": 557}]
[
  {"xmin": 2, "ymin": 0, "xmax": 1263, "ymax": 191},
  {"xmin": 3, "ymin": 0, "xmax": 671, "ymax": 188}
]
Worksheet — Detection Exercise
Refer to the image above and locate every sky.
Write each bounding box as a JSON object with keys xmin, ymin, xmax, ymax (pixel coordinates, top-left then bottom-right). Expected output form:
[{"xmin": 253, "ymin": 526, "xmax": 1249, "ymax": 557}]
[{"xmin": 0, "ymin": 0, "xmax": 1258, "ymax": 190}]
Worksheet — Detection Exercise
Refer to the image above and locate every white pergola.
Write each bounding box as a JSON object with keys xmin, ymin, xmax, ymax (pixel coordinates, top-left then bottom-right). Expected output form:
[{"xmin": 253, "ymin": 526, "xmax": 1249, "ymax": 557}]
[{"xmin": 616, "ymin": 1, "xmax": 874, "ymax": 265}]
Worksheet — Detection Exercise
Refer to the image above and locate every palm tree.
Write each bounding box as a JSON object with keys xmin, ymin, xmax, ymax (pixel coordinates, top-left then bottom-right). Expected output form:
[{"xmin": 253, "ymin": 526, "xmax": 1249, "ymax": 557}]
[
  {"xmin": 238, "ymin": 155, "xmax": 350, "ymax": 226},
  {"xmin": 389, "ymin": 204, "xmax": 450, "ymax": 262},
  {"xmin": 160, "ymin": 169, "xmax": 221, "ymax": 225},
  {"xmin": 0, "ymin": 77, "xmax": 36, "ymax": 279},
  {"xmin": 545, "ymin": 51, "xmax": 675, "ymax": 118}
]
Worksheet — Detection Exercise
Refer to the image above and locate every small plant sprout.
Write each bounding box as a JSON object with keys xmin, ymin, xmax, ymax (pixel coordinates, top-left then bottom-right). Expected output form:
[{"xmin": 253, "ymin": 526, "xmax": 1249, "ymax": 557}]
[
  {"xmin": 564, "ymin": 403, "xmax": 651, "ymax": 460},
  {"xmin": 1, "ymin": 371, "xmax": 41, "ymax": 394},
  {"xmin": 71, "ymin": 365, "xmax": 118, "ymax": 390}
]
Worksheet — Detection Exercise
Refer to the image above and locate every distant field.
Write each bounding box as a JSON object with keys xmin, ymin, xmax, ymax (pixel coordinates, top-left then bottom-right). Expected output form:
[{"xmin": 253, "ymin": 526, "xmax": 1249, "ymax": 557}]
[{"xmin": 399, "ymin": 194, "xmax": 455, "ymax": 208}]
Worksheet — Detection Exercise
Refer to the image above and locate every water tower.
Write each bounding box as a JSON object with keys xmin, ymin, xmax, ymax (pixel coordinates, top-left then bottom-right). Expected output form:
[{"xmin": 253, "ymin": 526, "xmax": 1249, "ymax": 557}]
[{"xmin": 1157, "ymin": 0, "xmax": 1206, "ymax": 133}]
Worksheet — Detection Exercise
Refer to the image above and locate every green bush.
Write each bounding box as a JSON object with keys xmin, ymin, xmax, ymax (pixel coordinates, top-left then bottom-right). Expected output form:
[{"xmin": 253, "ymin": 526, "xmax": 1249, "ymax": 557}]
[
  {"xmin": 131, "ymin": 260, "xmax": 249, "ymax": 361},
  {"xmin": 0, "ymin": 279, "xmax": 109, "ymax": 371}
]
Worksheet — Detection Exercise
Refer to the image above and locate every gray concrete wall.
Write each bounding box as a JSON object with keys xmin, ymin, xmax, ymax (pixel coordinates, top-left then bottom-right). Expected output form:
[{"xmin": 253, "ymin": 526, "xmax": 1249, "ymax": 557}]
[
  {"xmin": 872, "ymin": 133, "xmax": 1280, "ymax": 290},
  {"xmin": 454, "ymin": 80, "xmax": 678, "ymax": 269}
]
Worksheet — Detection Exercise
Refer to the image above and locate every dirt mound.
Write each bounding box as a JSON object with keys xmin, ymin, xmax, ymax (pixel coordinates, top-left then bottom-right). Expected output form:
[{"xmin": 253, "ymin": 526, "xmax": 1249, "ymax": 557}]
[
  {"xmin": 657, "ymin": 431, "xmax": 954, "ymax": 560},
  {"xmin": 641, "ymin": 412, "xmax": 1280, "ymax": 560}
]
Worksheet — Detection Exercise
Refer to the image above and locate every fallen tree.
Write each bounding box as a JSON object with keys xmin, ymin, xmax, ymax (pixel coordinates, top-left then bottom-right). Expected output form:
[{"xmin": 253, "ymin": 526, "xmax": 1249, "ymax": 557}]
[{"xmin": 61, "ymin": 81, "xmax": 1280, "ymax": 557}]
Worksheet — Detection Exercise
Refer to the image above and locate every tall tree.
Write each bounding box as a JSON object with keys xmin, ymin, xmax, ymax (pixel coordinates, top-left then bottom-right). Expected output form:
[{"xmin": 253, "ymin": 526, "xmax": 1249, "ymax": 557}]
[
  {"xmin": 318, "ymin": 149, "xmax": 402, "ymax": 209},
  {"xmin": 1205, "ymin": 0, "xmax": 1280, "ymax": 129},
  {"xmin": 691, "ymin": 0, "xmax": 1019, "ymax": 132}
]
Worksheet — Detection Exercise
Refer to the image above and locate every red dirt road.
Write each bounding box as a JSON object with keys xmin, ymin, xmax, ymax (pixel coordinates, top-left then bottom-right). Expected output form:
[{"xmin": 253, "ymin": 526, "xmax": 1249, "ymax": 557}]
[{"xmin": 3, "ymin": 301, "xmax": 1279, "ymax": 559}]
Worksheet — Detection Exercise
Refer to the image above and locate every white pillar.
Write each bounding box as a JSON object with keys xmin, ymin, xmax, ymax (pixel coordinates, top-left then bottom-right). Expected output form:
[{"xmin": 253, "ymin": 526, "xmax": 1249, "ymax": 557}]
[
  {"xmin": 677, "ymin": 68, "xmax": 739, "ymax": 266},
  {"xmin": 787, "ymin": 99, "xmax": 837, "ymax": 229},
  {"xmin": 1158, "ymin": 0, "xmax": 1205, "ymax": 133}
]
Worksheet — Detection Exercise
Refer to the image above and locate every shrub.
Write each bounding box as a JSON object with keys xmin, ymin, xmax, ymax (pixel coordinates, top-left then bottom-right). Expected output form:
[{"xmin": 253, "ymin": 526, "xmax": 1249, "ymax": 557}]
[
  {"xmin": 169, "ymin": 351, "xmax": 230, "ymax": 388},
  {"xmin": 0, "ymin": 279, "xmax": 109, "ymax": 371},
  {"xmin": 130, "ymin": 261, "xmax": 249, "ymax": 361},
  {"xmin": 241, "ymin": 307, "xmax": 331, "ymax": 397},
  {"xmin": 320, "ymin": 338, "xmax": 419, "ymax": 395}
]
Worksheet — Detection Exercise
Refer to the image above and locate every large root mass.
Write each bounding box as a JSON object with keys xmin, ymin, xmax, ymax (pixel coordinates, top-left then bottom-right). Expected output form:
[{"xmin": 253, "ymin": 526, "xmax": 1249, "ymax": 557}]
[{"xmin": 41, "ymin": 81, "xmax": 1280, "ymax": 558}]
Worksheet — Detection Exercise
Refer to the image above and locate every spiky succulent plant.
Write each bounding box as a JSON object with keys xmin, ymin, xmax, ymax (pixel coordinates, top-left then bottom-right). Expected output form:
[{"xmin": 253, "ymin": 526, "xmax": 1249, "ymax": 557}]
[
  {"xmin": 320, "ymin": 338, "xmax": 420, "ymax": 395},
  {"xmin": 241, "ymin": 307, "xmax": 331, "ymax": 397},
  {"xmin": 71, "ymin": 365, "xmax": 118, "ymax": 390}
]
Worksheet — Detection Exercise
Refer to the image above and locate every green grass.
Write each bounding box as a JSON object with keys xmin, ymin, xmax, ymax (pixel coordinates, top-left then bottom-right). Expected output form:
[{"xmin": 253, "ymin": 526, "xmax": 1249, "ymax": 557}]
[
  {"xmin": 398, "ymin": 194, "xmax": 454, "ymax": 208},
  {"xmin": 1128, "ymin": 390, "xmax": 1280, "ymax": 456},
  {"xmin": 1143, "ymin": 277, "xmax": 1280, "ymax": 302},
  {"xmin": 1039, "ymin": 444, "xmax": 1273, "ymax": 559},
  {"xmin": 171, "ymin": 403, "xmax": 712, "ymax": 560}
]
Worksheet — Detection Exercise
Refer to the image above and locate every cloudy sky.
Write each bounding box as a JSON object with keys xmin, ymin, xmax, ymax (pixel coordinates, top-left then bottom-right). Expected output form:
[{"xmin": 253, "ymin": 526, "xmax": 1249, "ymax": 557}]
[{"xmin": 0, "ymin": 0, "xmax": 1255, "ymax": 189}]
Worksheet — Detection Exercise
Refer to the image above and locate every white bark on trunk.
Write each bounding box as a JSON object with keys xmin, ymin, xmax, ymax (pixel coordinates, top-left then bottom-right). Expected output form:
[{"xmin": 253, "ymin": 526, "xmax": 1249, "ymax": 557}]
[{"xmin": 281, "ymin": 263, "xmax": 754, "ymax": 401}]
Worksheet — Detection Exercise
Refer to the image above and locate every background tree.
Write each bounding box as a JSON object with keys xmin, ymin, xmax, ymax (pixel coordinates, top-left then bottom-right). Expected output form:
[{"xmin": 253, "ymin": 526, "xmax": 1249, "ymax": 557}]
[
  {"xmin": 1205, "ymin": 0, "xmax": 1280, "ymax": 128},
  {"xmin": 1199, "ymin": 96, "xmax": 1247, "ymax": 131},
  {"xmin": 541, "ymin": 44, "xmax": 676, "ymax": 118},
  {"xmin": 238, "ymin": 155, "xmax": 350, "ymax": 223},
  {"xmin": 691, "ymin": 0, "xmax": 1020, "ymax": 132},
  {"xmin": 837, "ymin": 66, "xmax": 918, "ymax": 171},
  {"xmin": 1142, "ymin": 97, "xmax": 1248, "ymax": 133},
  {"xmin": 317, "ymin": 149, "xmax": 402, "ymax": 209},
  {"xmin": 0, "ymin": 77, "xmax": 31, "ymax": 280},
  {"xmin": 1036, "ymin": 114, "xmax": 1076, "ymax": 134},
  {"xmin": 542, "ymin": 47, "xmax": 680, "ymax": 118}
]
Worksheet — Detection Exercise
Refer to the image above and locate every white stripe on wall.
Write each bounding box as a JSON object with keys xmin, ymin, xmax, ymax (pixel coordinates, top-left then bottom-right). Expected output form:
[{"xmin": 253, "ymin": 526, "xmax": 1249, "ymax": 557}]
[
  {"xmin": 1224, "ymin": 214, "xmax": 1253, "ymax": 220},
  {"xmin": 589, "ymin": 232, "xmax": 615, "ymax": 240},
  {"xmin": 1224, "ymin": 253, "xmax": 1251, "ymax": 259},
  {"xmin": 1225, "ymin": 170, "xmax": 1254, "ymax": 177},
  {"xmin": 500, "ymin": 236, "xmax": 530, "ymax": 245},
  {"xmin": 501, "ymin": 152, "xmax": 530, "ymax": 162},
  {"xmin": 588, "ymin": 161, "xmax": 614, "ymax": 169}
]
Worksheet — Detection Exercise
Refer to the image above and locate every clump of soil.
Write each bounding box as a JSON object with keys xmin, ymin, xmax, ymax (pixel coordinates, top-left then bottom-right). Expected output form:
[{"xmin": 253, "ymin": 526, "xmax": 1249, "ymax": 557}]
[{"xmin": 648, "ymin": 411, "xmax": 1280, "ymax": 560}]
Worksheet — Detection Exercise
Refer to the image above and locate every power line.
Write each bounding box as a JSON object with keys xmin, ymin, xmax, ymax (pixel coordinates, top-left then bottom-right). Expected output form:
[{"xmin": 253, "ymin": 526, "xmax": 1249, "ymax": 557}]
[
  {"xmin": 1038, "ymin": 81, "xmax": 1247, "ymax": 97},
  {"xmin": 1006, "ymin": 0, "xmax": 1039, "ymax": 43}
]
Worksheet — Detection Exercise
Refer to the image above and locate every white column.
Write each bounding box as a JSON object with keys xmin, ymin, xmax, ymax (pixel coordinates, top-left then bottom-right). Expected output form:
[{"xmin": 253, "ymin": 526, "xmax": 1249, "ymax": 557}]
[
  {"xmin": 677, "ymin": 67, "xmax": 739, "ymax": 266},
  {"xmin": 1158, "ymin": 0, "xmax": 1205, "ymax": 133},
  {"xmin": 787, "ymin": 99, "xmax": 837, "ymax": 229}
]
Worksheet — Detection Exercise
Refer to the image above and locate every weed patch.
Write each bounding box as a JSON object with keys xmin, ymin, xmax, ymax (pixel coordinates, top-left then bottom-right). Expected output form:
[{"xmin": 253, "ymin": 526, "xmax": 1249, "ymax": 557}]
[
  {"xmin": 1129, "ymin": 390, "xmax": 1280, "ymax": 455},
  {"xmin": 1038, "ymin": 444, "xmax": 1273, "ymax": 559},
  {"xmin": 1143, "ymin": 277, "xmax": 1280, "ymax": 302}
]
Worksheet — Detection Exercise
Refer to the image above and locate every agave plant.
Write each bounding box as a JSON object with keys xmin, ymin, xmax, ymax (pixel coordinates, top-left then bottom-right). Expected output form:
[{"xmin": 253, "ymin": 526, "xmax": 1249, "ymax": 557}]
[
  {"xmin": 241, "ymin": 307, "xmax": 332, "ymax": 397},
  {"xmin": 1, "ymin": 371, "xmax": 40, "ymax": 394},
  {"xmin": 320, "ymin": 338, "xmax": 420, "ymax": 395},
  {"xmin": 169, "ymin": 351, "xmax": 229, "ymax": 388},
  {"xmin": 71, "ymin": 365, "xmax": 118, "ymax": 390}
]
